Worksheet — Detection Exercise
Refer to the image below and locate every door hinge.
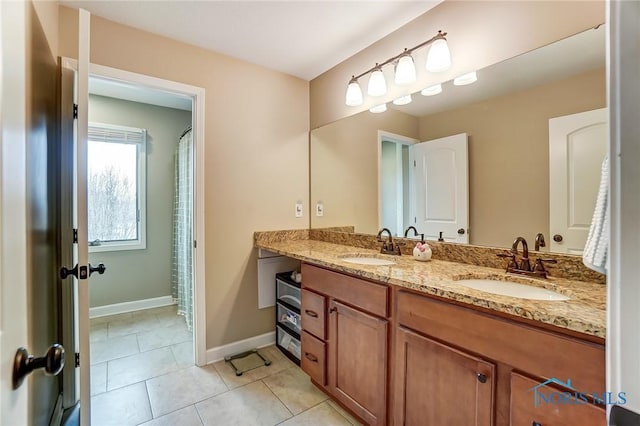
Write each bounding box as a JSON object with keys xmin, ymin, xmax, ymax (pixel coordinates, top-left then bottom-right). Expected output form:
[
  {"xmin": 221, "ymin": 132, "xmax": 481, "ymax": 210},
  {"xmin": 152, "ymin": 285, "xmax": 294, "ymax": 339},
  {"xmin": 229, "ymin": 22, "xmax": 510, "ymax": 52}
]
[
  {"xmin": 73, "ymin": 228, "xmax": 78, "ymax": 244},
  {"xmin": 73, "ymin": 104, "xmax": 78, "ymax": 119},
  {"xmin": 75, "ymin": 353, "xmax": 80, "ymax": 367},
  {"xmin": 414, "ymin": 160, "xmax": 416, "ymax": 167},
  {"xmin": 414, "ymin": 217, "xmax": 417, "ymax": 223},
  {"xmin": 193, "ymin": 240, "xmax": 197, "ymax": 248}
]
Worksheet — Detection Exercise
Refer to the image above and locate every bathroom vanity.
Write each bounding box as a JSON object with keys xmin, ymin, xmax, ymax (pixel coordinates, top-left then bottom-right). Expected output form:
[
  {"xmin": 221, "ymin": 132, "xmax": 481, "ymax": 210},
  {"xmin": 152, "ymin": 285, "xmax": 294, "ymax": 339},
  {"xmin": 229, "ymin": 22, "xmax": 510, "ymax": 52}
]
[{"xmin": 255, "ymin": 233, "xmax": 606, "ymax": 426}]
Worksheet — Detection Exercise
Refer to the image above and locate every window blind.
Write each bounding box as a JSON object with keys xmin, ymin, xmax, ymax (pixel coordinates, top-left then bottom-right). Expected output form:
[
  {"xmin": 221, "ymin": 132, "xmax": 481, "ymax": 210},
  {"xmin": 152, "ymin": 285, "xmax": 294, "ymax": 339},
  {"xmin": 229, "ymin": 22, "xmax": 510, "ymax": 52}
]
[{"xmin": 88, "ymin": 123, "xmax": 146, "ymax": 144}]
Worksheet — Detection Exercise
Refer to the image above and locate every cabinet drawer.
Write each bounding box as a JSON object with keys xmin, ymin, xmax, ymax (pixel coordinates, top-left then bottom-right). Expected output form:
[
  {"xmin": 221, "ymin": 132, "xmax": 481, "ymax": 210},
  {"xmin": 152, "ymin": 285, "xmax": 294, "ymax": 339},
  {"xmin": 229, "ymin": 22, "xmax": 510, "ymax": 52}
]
[
  {"xmin": 396, "ymin": 290, "xmax": 605, "ymax": 394},
  {"xmin": 276, "ymin": 325, "xmax": 301, "ymax": 361},
  {"xmin": 277, "ymin": 302, "xmax": 301, "ymax": 336},
  {"xmin": 301, "ymin": 289, "xmax": 326, "ymax": 339},
  {"xmin": 276, "ymin": 278, "xmax": 301, "ymax": 310},
  {"xmin": 510, "ymin": 372, "xmax": 605, "ymax": 426},
  {"xmin": 302, "ymin": 263, "xmax": 389, "ymax": 317},
  {"xmin": 301, "ymin": 331, "xmax": 326, "ymax": 386}
]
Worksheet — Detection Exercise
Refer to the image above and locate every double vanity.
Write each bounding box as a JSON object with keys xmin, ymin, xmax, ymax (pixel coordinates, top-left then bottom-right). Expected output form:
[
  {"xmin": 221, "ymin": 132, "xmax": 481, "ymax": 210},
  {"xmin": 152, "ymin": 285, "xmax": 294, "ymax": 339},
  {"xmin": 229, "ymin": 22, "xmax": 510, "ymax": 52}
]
[{"xmin": 255, "ymin": 230, "xmax": 606, "ymax": 426}]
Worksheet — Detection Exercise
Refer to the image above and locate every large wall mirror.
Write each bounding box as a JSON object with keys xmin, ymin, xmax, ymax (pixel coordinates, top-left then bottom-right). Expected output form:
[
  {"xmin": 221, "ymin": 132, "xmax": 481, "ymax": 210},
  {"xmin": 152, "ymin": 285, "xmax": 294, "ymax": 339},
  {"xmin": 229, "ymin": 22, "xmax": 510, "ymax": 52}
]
[{"xmin": 310, "ymin": 25, "xmax": 606, "ymax": 254}]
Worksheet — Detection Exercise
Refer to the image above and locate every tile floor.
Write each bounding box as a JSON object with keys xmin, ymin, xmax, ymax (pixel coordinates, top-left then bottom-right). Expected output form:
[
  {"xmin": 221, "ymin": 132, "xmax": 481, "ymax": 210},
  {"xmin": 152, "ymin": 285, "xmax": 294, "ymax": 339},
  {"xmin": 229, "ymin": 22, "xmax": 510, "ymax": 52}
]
[{"xmin": 90, "ymin": 306, "xmax": 362, "ymax": 425}]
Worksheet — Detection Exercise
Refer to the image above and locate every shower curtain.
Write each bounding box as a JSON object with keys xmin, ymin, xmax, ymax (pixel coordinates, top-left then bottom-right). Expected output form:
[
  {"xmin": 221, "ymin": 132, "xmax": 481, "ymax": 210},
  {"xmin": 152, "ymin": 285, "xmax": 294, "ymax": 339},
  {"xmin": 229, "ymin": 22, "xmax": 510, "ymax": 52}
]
[{"xmin": 172, "ymin": 128, "xmax": 193, "ymax": 330}]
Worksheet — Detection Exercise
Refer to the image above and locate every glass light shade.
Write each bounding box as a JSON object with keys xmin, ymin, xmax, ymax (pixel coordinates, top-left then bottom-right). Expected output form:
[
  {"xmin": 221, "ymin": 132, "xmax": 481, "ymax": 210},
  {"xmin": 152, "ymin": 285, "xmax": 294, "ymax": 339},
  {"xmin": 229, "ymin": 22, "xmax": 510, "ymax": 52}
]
[
  {"xmin": 345, "ymin": 80, "xmax": 363, "ymax": 106},
  {"xmin": 421, "ymin": 84, "xmax": 443, "ymax": 96},
  {"xmin": 392, "ymin": 95, "xmax": 412, "ymax": 106},
  {"xmin": 367, "ymin": 68, "xmax": 387, "ymax": 97},
  {"xmin": 426, "ymin": 38, "xmax": 451, "ymax": 72},
  {"xmin": 394, "ymin": 55, "xmax": 416, "ymax": 85},
  {"xmin": 454, "ymin": 71, "xmax": 478, "ymax": 86},
  {"xmin": 369, "ymin": 103, "xmax": 387, "ymax": 113}
]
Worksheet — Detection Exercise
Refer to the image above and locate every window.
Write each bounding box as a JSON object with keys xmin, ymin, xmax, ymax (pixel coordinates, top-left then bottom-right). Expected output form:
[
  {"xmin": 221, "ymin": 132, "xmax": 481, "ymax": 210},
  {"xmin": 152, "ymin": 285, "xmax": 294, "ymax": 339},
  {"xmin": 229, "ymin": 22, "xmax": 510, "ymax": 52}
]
[{"xmin": 87, "ymin": 122, "xmax": 146, "ymax": 252}]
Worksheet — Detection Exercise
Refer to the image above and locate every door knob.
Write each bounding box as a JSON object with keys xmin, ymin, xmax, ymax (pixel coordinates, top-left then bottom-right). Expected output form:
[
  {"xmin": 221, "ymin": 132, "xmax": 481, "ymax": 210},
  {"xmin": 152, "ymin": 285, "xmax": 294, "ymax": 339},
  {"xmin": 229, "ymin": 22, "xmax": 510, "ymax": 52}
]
[
  {"xmin": 60, "ymin": 263, "xmax": 106, "ymax": 279},
  {"xmin": 13, "ymin": 344, "xmax": 65, "ymax": 389},
  {"xmin": 89, "ymin": 263, "xmax": 106, "ymax": 276},
  {"xmin": 59, "ymin": 264, "xmax": 78, "ymax": 279},
  {"xmin": 553, "ymin": 234, "xmax": 563, "ymax": 242}
]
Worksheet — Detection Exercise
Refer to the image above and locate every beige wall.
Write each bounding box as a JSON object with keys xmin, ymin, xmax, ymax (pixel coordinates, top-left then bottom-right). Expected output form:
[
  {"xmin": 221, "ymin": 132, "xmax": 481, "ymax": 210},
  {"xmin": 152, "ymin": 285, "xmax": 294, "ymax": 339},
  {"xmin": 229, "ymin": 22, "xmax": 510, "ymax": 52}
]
[
  {"xmin": 32, "ymin": 1, "xmax": 58, "ymax": 57},
  {"xmin": 88, "ymin": 95, "xmax": 192, "ymax": 307},
  {"xmin": 310, "ymin": 1, "xmax": 604, "ymax": 128},
  {"xmin": 419, "ymin": 68, "xmax": 606, "ymax": 247},
  {"xmin": 310, "ymin": 109, "xmax": 418, "ymax": 233},
  {"xmin": 58, "ymin": 7, "xmax": 310, "ymax": 348}
]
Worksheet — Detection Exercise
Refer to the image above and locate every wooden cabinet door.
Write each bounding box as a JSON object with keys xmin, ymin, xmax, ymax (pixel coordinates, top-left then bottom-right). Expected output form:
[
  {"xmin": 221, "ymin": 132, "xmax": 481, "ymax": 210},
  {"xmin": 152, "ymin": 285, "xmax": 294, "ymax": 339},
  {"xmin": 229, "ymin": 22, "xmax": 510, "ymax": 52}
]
[
  {"xmin": 394, "ymin": 327, "xmax": 494, "ymax": 426},
  {"xmin": 328, "ymin": 300, "xmax": 388, "ymax": 426}
]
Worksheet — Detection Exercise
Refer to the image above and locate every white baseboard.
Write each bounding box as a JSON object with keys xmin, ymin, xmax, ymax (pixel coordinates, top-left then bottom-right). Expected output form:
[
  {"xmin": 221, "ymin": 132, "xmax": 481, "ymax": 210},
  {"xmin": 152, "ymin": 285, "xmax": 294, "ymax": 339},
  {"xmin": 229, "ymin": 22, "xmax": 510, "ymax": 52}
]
[
  {"xmin": 90, "ymin": 295, "xmax": 175, "ymax": 318},
  {"xmin": 206, "ymin": 331, "xmax": 276, "ymax": 364}
]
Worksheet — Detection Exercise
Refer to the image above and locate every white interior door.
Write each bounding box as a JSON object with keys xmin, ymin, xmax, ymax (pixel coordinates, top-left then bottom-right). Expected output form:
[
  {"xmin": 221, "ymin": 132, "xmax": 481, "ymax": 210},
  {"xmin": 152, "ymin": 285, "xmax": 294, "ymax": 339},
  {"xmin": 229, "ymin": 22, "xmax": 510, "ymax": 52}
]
[
  {"xmin": 549, "ymin": 108, "xmax": 607, "ymax": 254},
  {"xmin": 76, "ymin": 8, "xmax": 92, "ymax": 425},
  {"xmin": 0, "ymin": 1, "xmax": 29, "ymax": 423},
  {"xmin": 409, "ymin": 133, "xmax": 469, "ymax": 243}
]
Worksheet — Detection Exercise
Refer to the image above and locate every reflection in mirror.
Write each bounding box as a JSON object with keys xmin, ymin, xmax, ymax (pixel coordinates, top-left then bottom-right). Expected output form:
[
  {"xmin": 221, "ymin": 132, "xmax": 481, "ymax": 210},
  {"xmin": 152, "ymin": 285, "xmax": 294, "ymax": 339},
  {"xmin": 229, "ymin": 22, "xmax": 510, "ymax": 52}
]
[{"xmin": 310, "ymin": 26, "xmax": 606, "ymax": 254}]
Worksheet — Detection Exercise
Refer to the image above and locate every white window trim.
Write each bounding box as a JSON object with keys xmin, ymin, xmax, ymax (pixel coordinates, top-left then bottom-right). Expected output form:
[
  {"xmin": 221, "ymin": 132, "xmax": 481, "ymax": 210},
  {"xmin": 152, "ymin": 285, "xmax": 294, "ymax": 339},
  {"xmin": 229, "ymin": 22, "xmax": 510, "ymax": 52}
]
[{"xmin": 88, "ymin": 121, "xmax": 147, "ymax": 253}]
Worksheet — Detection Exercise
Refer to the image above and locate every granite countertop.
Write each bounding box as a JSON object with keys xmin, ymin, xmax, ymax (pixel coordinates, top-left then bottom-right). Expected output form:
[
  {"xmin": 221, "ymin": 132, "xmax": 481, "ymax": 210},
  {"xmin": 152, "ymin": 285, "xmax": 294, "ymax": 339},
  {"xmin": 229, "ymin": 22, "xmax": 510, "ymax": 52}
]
[{"xmin": 256, "ymin": 239, "xmax": 606, "ymax": 339}]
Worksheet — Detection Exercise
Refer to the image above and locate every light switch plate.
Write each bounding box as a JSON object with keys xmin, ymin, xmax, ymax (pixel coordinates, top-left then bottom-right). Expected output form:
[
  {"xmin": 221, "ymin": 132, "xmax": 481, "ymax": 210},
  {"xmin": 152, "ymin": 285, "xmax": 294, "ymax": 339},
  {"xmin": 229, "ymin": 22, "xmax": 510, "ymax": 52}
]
[
  {"xmin": 316, "ymin": 202, "xmax": 324, "ymax": 217},
  {"xmin": 295, "ymin": 202, "xmax": 303, "ymax": 218}
]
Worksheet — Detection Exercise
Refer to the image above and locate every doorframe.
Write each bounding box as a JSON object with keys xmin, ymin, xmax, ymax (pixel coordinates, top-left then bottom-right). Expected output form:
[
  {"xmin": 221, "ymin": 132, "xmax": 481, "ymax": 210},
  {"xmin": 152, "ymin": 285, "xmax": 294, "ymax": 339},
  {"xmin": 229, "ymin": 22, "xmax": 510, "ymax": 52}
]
[
  {"xmin": 377, "ymin": 131, "xmax": 418, "ymax": 235},
  {"xmin": 62, "ymin": 59, "xmax": 207, "ymax": 366}
]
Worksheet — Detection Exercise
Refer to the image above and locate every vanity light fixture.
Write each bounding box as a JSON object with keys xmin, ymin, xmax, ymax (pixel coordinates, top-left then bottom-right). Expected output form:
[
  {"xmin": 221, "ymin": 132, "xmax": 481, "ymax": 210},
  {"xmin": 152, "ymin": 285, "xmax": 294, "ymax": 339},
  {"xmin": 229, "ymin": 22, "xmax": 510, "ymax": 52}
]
[
  {"xmin": 426, "ymin": 37, "xmax": 452, "ymax": 72},
  {"xmin": 345, "ymin": 77, "xmax": 364, "ymax": 106},
  {"xmin": 367, "ymin": 66, "xmax": 387, "ymax": 97},
  {"xmin": 369, "ymin": 103, "xmax": 387, "ymax": 113},
  {"xmin": 454, "ymin": 71, "xmax": 478, "ymax": 86},
  {"xmin": 421, "ymin": 83, "xmax": 443, "ymax": 96},
  {"xmin": 394, "ymin": 53, "xmax": 417, "ymax": 85},
  {"xmin": 344, "ymin": 30, "xmax": 451, "ymax": 107},
  {"xmin": 392, "ymin": 95, "xmax": 412, "ymax": 106}
]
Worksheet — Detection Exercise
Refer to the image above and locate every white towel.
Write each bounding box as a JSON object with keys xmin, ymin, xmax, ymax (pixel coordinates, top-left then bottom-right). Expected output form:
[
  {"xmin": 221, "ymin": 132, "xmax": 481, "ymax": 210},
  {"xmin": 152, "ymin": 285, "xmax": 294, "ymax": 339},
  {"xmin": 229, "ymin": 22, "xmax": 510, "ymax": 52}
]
[{"xmin": 583, "ymin": 154, "xmax": 609, "ymax": 274}]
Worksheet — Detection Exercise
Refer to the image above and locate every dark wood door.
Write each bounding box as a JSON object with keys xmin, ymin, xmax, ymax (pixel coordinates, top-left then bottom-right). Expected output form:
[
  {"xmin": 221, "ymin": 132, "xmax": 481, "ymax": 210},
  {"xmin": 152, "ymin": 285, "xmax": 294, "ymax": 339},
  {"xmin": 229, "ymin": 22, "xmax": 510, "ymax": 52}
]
[
  {"xmin": 394, "ymin": 327, "xmax": 494, "ymax": 426},
  {"xmin": 25, "ymin": 4, "xmax": 65, "ymax": 424},
  {"xmin": 328, "ymin": 300, "xmax": 388, "ymax": 425}
]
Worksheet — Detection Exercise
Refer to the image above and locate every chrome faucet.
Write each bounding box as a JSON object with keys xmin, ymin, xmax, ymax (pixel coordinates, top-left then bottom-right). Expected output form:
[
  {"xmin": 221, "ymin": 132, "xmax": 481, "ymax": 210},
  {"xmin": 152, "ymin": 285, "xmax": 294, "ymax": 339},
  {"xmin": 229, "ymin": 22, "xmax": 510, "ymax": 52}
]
[
  {"xmin": 497, "ymin": 236, "xmax": 557, "ymax": 278},
  {"xmin": 403, "ymin": 226, "xmax": 424, "ymax": 243},
  {"xmin": 377, "ymin": 228, "xmax": 402, "ymax": 255}
]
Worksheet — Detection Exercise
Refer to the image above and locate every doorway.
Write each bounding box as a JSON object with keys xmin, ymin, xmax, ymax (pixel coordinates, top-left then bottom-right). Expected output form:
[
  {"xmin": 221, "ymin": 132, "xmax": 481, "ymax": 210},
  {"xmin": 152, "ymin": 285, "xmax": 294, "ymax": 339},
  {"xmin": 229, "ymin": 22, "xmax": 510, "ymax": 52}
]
[
  {"xmin": 86, "ymin": 75, "xmax": 195, "ymax": 405},
  {"xmin": 378, "ymin": 131, "xmax": 417, "ymax": 236},
  {"xmin": 59, "ymin": 59, "xmax": 206, "ymax": 420}
]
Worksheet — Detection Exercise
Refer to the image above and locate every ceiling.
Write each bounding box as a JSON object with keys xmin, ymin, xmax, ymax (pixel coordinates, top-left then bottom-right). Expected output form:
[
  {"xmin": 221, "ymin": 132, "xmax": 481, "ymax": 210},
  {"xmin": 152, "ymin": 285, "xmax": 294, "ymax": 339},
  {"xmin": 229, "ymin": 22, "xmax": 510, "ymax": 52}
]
[{"xmin": 61, "ymin": 0, "xmax": 442, "ymax": 81}]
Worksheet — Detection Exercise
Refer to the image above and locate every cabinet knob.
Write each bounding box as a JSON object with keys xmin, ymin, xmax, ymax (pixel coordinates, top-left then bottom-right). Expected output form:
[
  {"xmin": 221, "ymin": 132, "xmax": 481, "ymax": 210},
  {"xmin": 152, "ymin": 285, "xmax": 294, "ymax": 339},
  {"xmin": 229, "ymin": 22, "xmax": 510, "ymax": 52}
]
[
  {"xmin": 329, "ymin": 307, "xmax": 337, "ymax": 314},
  {"xmin": 532, "ymin": 422, "xmax": 542, "ymax": 426},
  {"xmin": 553, "ymin": 234, "xmax": 563, "ymax": 242},
  {"xmin": 476, "ymin": 373, "xmax": 487, "ymax": 383}
]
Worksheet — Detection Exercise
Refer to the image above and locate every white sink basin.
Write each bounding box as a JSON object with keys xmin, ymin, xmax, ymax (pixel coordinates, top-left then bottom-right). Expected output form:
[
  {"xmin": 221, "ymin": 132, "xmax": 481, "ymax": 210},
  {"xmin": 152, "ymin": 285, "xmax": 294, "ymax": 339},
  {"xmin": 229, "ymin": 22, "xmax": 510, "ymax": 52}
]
[
  {"xmin": 339, "ymin": 256, "xmax": 396, "ymax": 266},
  {"xmin": 457, "ymin": 279, "xmax": 569, "ymax": 301}
]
